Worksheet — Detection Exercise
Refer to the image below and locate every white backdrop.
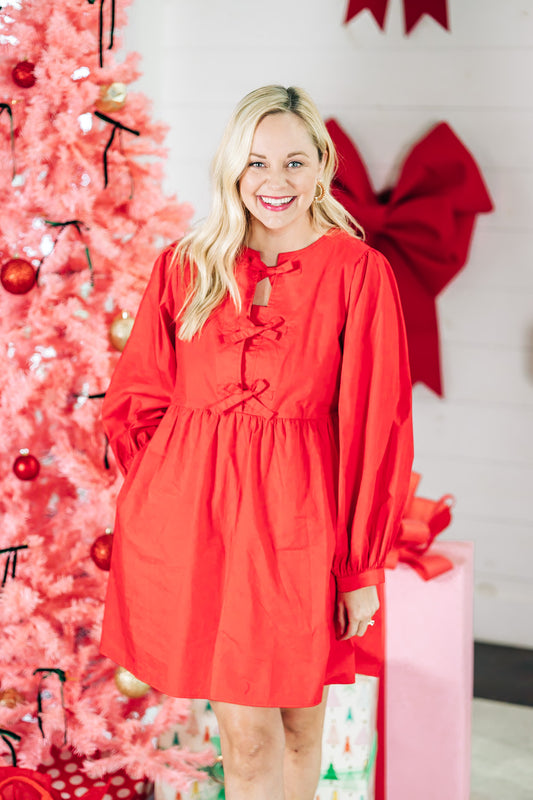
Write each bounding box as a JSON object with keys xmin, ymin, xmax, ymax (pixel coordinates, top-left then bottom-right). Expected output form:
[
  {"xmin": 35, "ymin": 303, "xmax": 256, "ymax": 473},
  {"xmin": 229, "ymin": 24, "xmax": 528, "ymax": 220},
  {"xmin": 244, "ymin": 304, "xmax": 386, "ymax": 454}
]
[{"xmin": 124, "ymin": 0, "xmax": 533, "ymax": 648}]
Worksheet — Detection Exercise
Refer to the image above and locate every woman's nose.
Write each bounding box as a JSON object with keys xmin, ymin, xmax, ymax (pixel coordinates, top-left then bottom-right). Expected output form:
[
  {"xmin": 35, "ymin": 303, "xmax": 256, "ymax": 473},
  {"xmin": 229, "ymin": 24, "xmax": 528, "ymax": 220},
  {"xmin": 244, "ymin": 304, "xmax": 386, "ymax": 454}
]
[{"xmin": 264, "ymin": 167, "xmax": 287, "ymax": 190}]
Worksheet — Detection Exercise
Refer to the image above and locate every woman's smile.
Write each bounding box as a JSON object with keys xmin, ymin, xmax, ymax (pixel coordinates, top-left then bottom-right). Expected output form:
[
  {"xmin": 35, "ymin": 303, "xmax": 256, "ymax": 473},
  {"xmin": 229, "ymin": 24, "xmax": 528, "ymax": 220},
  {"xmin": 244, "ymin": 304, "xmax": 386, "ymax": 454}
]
[{"xmin": 258, "ymin": 195, "xmax": 296, "ymax": 211}]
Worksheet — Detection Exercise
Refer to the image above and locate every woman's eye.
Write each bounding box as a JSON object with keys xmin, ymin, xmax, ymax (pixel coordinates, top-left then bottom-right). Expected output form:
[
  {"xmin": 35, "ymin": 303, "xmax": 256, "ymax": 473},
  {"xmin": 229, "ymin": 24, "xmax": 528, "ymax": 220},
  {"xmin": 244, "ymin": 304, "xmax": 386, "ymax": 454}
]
[
  {"xmin": 288, "ymin": 160, "xmax": 303, "ymax": 168},
  {"xmin": 249, "ymin": 161, "xmax": 265, "ymax": 168}
]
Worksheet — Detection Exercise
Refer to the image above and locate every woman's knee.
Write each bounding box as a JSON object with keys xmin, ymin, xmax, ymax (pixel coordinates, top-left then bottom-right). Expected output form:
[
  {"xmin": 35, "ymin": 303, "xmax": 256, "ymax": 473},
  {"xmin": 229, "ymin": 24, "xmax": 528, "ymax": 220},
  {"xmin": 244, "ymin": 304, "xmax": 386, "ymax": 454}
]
[
  {"xmin": 211, "ymin": 702, "xmax": 284, "ymax": 777},
  {"xmin": 283, "ymin": 717, "xmax": 320, "ymax": 756},
  {"xmin": 281, "ymin": 693, "xmax": 329, "ymax": 757}
]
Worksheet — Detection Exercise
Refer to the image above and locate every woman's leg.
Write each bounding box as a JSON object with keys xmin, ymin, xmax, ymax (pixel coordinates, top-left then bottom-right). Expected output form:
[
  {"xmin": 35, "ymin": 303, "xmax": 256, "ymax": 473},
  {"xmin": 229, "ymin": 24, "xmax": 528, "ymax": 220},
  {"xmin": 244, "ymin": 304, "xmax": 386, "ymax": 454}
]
[
  {"xmin": 281, "ymin": 686, "xmax": 329, "ymax": 800},
  {"xmin": 210, "ymin": 701, "xmax": 286, "ymax": 800}
]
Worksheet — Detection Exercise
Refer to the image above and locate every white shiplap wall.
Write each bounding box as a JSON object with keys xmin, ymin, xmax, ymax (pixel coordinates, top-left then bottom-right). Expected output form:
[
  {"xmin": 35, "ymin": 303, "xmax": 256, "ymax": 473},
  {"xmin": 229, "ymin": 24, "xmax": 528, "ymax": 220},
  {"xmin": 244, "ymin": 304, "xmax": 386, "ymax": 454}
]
[{"xmin": 124, "ymin": 0, "xmax": 533, "ymax": 648}]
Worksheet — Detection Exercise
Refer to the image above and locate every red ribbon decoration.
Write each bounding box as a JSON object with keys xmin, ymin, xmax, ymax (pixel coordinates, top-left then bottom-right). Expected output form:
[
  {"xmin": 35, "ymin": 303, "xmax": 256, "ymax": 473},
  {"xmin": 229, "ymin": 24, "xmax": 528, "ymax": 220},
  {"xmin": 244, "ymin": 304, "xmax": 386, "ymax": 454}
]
[
  {"xmin": 384, "ymin": 472, "xmax": 455, "ymax": 579},
  {"xmin": 344, "ymin": 0, "xmax": 449, "ymax": 34},
  {"xmin": 326, "ymin": 119, "xmax": 494, "ymax": 396},
  {"xmin": 0, "ymin": 771, "xmax": 56, "ymax": 800}
]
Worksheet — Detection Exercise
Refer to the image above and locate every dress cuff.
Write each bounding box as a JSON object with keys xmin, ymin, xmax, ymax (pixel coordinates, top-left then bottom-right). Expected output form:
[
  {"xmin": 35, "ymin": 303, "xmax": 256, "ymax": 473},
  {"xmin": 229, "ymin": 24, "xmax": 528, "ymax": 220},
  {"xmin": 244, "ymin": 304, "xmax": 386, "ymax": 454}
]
[{"xmin": 334, "ymin": 567, "xmax": 386, "ymax": 592}]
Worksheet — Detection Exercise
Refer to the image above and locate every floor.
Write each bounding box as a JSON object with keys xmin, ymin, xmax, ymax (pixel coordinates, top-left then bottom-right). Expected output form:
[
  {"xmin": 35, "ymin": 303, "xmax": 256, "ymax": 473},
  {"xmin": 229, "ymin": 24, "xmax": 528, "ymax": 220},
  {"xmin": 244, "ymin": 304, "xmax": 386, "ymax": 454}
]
[
  {"xmin": 471, "ymin": 698, "xmax": 533, "ymax": 800},
  {"xmin": 471, "ymin": 642, "xmax": 533, "ymax": 800}
]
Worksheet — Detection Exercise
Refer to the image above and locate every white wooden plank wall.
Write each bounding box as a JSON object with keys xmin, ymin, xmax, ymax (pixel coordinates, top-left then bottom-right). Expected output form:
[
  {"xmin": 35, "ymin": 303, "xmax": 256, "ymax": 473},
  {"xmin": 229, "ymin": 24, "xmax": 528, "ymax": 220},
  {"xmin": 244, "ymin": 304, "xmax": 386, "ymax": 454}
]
[{"xmin": 124, "ymin": 0, "xmax": 533, "ymax": 647}]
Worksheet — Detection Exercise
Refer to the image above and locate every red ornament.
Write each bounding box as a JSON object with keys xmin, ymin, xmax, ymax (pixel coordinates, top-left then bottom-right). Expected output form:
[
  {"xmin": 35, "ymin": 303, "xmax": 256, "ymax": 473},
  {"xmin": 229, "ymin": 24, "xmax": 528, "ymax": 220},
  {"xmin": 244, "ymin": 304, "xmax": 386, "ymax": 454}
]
[
  {"xmin": 13, "ymin": 449, "xmax": 40, "ymax": 480},
  {"xmin": 1, "ymin": 258, "xmax": 37, "ymax": 294},
  {"xmin": 90, "ymin": 529, "xmax": 114, "ymax": 570},
  {"xmin": 12, "ymin": 60, "xmax": 36, "ymax": 88}
]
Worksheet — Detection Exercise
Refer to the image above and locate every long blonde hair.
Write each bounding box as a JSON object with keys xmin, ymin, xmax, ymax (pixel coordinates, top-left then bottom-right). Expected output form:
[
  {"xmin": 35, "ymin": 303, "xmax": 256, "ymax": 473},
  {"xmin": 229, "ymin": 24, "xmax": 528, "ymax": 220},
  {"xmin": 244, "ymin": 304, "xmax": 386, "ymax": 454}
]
[{"xmin": 174, "ymin": 85, "xmax": 363, "ymax": 341}]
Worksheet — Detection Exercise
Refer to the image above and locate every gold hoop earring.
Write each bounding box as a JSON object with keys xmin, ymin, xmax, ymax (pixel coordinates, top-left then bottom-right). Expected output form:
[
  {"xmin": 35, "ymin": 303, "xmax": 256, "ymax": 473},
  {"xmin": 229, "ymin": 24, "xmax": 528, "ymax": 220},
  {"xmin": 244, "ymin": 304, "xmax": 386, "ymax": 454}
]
[{"xmin": 314, "ymin": 181, "xmax": 326, "ymax": 202}]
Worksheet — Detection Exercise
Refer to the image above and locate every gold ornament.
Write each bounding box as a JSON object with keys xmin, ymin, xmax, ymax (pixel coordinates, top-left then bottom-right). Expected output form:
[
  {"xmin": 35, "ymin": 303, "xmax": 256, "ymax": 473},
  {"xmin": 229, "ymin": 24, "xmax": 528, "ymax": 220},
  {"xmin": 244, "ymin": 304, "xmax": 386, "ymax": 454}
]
[
  {"xmin": 114, "ymin": 666, "xmax": 151, "ymax": 698},
  {"xmin": 0, "ymin": 688, "xmax": 26, "ymax": 708},
  {"xmin": 109, "ymin": 311, "xmax": 134, "ymax": 351},
  {"xmin": 96, "ymin": 82, "xmax": 128, "ymax": 113}
]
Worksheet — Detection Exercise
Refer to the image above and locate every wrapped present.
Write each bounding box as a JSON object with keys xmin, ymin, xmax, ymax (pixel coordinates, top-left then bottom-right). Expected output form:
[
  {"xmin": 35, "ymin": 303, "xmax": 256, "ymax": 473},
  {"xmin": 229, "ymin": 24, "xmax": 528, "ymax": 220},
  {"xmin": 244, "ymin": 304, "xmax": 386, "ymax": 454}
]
[
  {"xmin": 36, "ymin": 747, "xmax": 152, "ymax": 800},
  {"xmin": 315, "ymin": 676, "xmax": 379, "ymax": 800},
  {"xmin": 384, "ymin": 541, "xmax": 473, "ymax": 800},
  {"xmin": 351, "ymin": 475, "xmax": 472, "ymax": 800},
  {"xmin": 156, "ymin": 701, "xmax": 223, "ymax": 800}
]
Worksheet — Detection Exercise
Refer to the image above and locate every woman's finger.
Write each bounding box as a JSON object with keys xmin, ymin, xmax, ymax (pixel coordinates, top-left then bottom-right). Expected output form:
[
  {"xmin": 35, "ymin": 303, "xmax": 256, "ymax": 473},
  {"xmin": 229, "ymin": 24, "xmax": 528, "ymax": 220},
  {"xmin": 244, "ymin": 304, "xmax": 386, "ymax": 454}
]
[
  {"xmin": 339, "ymin": 617, "xmax": 374, "ymax": 641},
  {"xmin": 335, "ymin": 600, "xmax": 347, "ymax": 639}
]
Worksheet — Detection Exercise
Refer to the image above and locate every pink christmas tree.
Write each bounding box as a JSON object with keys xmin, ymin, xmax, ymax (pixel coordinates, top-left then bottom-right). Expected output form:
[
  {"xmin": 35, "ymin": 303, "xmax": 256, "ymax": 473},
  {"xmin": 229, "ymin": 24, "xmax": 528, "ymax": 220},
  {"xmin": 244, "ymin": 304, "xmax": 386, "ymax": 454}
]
[{"xmin": 0, "ymin": 0, "xmax": 212, "ymax": 790}]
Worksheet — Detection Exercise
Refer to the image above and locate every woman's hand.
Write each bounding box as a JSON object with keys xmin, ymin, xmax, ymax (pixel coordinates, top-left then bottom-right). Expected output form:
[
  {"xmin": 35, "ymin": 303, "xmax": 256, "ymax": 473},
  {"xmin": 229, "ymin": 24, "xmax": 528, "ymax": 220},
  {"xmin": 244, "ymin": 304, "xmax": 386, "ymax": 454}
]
[{"xmin": 335, "ymin": 585, "xmax": 380, "ymax": 641}]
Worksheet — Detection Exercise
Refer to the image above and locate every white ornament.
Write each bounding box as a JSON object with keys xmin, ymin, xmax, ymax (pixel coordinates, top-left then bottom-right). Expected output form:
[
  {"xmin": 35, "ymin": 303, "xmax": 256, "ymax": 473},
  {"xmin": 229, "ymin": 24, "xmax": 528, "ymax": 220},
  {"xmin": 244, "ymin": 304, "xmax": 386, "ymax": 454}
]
[
  {"xmin": 40, "ymin": 233, "xmax": 54, "ymax": 257},
  {"xmin": 78, "ymin": 113, "xmax": 92, "ymax": 133},
  {"xmin": 71, "ymin": 66, "xmax": 90, "ymax": 81}
]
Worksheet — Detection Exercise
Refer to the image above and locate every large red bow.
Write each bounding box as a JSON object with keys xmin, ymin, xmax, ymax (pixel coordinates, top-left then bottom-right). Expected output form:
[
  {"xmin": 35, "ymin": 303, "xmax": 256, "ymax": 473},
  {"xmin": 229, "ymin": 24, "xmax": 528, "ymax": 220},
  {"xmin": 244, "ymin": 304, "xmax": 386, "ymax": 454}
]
[
  {"xmin": 385, "ymin": 472, "xmax": 454, "ymax": 579},
  {"xmin": 344, "ymin": 0, "xmax": 448, "ymax": 34},
  {"xmin": 327, "ymin": 119, "xmax": 493, "ymax": 396}
]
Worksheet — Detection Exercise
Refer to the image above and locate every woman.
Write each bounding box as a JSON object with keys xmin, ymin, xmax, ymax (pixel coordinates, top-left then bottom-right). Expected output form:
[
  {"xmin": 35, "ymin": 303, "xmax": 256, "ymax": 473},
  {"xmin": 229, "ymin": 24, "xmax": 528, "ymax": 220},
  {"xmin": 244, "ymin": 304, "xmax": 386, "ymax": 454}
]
[{"xmin": 101, "ymin": 85, "xmax": 414, "ymax": 800}]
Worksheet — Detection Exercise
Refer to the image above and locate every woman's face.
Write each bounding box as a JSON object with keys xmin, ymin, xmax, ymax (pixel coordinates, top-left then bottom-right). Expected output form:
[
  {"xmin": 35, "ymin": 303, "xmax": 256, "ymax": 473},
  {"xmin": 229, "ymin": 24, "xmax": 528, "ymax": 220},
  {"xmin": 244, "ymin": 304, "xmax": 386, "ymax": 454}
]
[{"xmin": 239, "ymin": 112, "xmax": 324, "ymax": 240}]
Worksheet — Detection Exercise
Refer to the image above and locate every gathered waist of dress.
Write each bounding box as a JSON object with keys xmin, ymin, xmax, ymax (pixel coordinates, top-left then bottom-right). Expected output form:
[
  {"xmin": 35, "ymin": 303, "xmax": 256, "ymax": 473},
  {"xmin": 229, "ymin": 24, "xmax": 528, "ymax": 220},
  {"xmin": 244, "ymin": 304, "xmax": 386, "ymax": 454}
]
[{"xmin": 167, "ymin": 401, "xmax": 337, "ymax": 424}]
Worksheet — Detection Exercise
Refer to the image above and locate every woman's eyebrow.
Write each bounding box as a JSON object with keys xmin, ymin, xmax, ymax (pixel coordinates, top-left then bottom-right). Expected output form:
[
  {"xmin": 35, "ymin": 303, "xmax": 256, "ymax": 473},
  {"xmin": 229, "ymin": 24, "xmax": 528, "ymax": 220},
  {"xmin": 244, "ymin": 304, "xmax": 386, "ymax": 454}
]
[{"xmin": 248, "ymin": 151, "xmax": 311, "ymax": 159}]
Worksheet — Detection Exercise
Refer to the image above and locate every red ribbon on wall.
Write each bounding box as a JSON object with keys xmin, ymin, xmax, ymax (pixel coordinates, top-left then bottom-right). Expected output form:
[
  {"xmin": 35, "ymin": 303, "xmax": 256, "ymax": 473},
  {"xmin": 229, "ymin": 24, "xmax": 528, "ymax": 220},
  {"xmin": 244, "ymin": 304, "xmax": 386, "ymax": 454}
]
[
  {"xmin": 326, "ymin": 119, "xmax": 494, "ymax": 396},
  {"xmin": 345, "ymin": 0, "xmax": 449, "ymax": 34}
]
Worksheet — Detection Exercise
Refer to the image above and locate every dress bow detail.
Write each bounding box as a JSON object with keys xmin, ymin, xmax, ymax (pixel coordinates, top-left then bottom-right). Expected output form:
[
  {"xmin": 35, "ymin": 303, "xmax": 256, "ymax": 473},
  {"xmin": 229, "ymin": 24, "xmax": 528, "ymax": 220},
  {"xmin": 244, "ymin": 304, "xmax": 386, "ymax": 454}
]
[
  {"xmin": 221, "ymin": 315, "xmax": 286, "ymax": 345},
  {"xmin": 247, "ymin": 255, "xmax": 302, "ymax": 277},
  {"xmin": 385, "ymin": 472, "xmax": 454, "ymax": 579},
  {"xmin": 326, "ymin": 118, "xmax": 494, "ymax": 396},
  {"xmin": 208, "ymin": 378, "xmax": 276, "ymax": 419}
]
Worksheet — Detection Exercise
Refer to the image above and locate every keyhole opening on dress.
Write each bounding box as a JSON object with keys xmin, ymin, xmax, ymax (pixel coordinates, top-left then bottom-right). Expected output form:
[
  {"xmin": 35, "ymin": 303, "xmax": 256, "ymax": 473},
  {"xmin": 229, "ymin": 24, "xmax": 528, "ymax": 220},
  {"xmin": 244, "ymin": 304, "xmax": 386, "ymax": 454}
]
[{"xmin": 252, "ymin": 276, "xmax": 272, "ymax": 307}]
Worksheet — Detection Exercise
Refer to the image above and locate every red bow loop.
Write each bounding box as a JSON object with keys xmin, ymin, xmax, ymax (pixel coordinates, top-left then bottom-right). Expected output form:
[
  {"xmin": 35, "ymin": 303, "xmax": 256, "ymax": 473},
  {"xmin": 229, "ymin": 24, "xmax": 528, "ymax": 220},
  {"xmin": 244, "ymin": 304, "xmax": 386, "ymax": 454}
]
[
  {"xmin": 385, "ymin": 473, "xmax": 455, "ymax": 579},
  {"xmin": 326, "ymin": 118, "xmax": 493, "ymax": 395}
]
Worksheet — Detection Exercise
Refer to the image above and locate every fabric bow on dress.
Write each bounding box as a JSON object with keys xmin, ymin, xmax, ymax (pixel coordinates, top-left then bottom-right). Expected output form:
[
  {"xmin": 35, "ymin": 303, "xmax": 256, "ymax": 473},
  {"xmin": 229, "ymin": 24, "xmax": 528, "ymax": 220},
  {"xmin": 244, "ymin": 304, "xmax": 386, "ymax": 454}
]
[{"xmin": 326, "ymin": 119, "xmax": 494, "ymax": 396}]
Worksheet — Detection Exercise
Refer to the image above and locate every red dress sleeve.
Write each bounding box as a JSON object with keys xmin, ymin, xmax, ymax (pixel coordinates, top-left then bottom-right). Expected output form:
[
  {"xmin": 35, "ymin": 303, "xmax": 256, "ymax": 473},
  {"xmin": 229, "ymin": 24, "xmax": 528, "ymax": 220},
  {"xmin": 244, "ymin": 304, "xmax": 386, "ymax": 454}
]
[
  {"xmin": 333, "ymin": 247, "xmax": 414, "ymax": 592},
  {"xmin": 102, "ymin": 246, "xmax": 177, "ymax": 477}
]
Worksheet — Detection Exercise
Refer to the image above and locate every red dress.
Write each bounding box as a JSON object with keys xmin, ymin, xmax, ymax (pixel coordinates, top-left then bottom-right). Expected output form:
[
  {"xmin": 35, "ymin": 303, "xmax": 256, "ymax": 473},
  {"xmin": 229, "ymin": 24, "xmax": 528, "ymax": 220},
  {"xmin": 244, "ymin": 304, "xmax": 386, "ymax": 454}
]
[{"xmin": 100, "ymin": 229, "xmax": 414, "ymax": 708}]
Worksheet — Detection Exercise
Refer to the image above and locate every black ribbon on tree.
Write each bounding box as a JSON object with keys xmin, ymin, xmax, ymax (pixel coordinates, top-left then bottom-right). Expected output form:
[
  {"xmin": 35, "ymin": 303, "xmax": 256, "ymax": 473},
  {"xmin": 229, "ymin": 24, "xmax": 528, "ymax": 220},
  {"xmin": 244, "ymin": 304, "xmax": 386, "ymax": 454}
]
[
  {"xmin": 0, "ymin": 729, "xmax": 21, "ymax": 767},
  {"xmin": 1, "ymin": 545, "xmax": 29, "ymax": 587},
  {"xmin": 94, "ymin": 111, "xmax": 140, "ymax": 193},
  {"xmin": 42, "ymin": 219, "xmax": 94, "ymax": 286},
  {"xmin": 0, "ymin": 102, "xmax": 17, "ymax": 180},
  {"xmin": 87, "ymin": 0, "xmax": 116, "ymax": 68},
  {"xmin": 33, "ymin": 668, "xmax": 68, "ymax": 744}
]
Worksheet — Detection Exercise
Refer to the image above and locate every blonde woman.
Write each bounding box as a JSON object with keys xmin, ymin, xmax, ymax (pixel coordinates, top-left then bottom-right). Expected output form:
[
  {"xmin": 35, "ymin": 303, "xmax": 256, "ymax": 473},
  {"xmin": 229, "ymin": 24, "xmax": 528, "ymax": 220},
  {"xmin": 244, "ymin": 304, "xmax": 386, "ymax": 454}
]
[{"xmin": 101, "ymin": 85, "xmax": 414, "ymax": 800}]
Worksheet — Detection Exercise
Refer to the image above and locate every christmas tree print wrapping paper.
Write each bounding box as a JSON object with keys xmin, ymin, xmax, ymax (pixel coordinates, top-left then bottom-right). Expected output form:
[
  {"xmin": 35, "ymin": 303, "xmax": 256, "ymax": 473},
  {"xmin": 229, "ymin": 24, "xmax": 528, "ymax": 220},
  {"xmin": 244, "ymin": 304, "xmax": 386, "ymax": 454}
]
[{"xmin": 154, "ymin": 678, "xmax": 378, "ymax": 800}]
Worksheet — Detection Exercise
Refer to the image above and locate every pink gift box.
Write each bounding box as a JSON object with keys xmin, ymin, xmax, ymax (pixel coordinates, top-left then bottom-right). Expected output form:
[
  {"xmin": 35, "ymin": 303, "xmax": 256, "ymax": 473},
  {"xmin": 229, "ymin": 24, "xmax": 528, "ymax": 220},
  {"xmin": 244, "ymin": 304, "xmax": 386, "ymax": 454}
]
[{"xmin": 384, "ymin": 540, "xmax": 474, "ymax": 800}]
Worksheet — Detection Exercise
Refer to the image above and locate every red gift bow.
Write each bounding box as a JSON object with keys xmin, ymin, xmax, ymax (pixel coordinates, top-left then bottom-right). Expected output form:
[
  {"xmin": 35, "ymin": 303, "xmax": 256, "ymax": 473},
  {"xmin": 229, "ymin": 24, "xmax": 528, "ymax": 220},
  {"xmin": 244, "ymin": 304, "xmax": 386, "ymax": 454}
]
[
  {"xmin": 0, "ymin": 766, "xmax": 112, "ymax": 800},
  {"xmin": 344, "ymin": 0, "xmax": 449, "ymax": 34},
  {"xmin": 385, "ymin": 472, "xmax": 455, "ymax": 579},
  {"xmin": 0, "ymin": 769, "xmax": 56, "ymax": 800},
  {"xmin": 326, "ymin": 118, "xmax": 493, "ymax": 396}
]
